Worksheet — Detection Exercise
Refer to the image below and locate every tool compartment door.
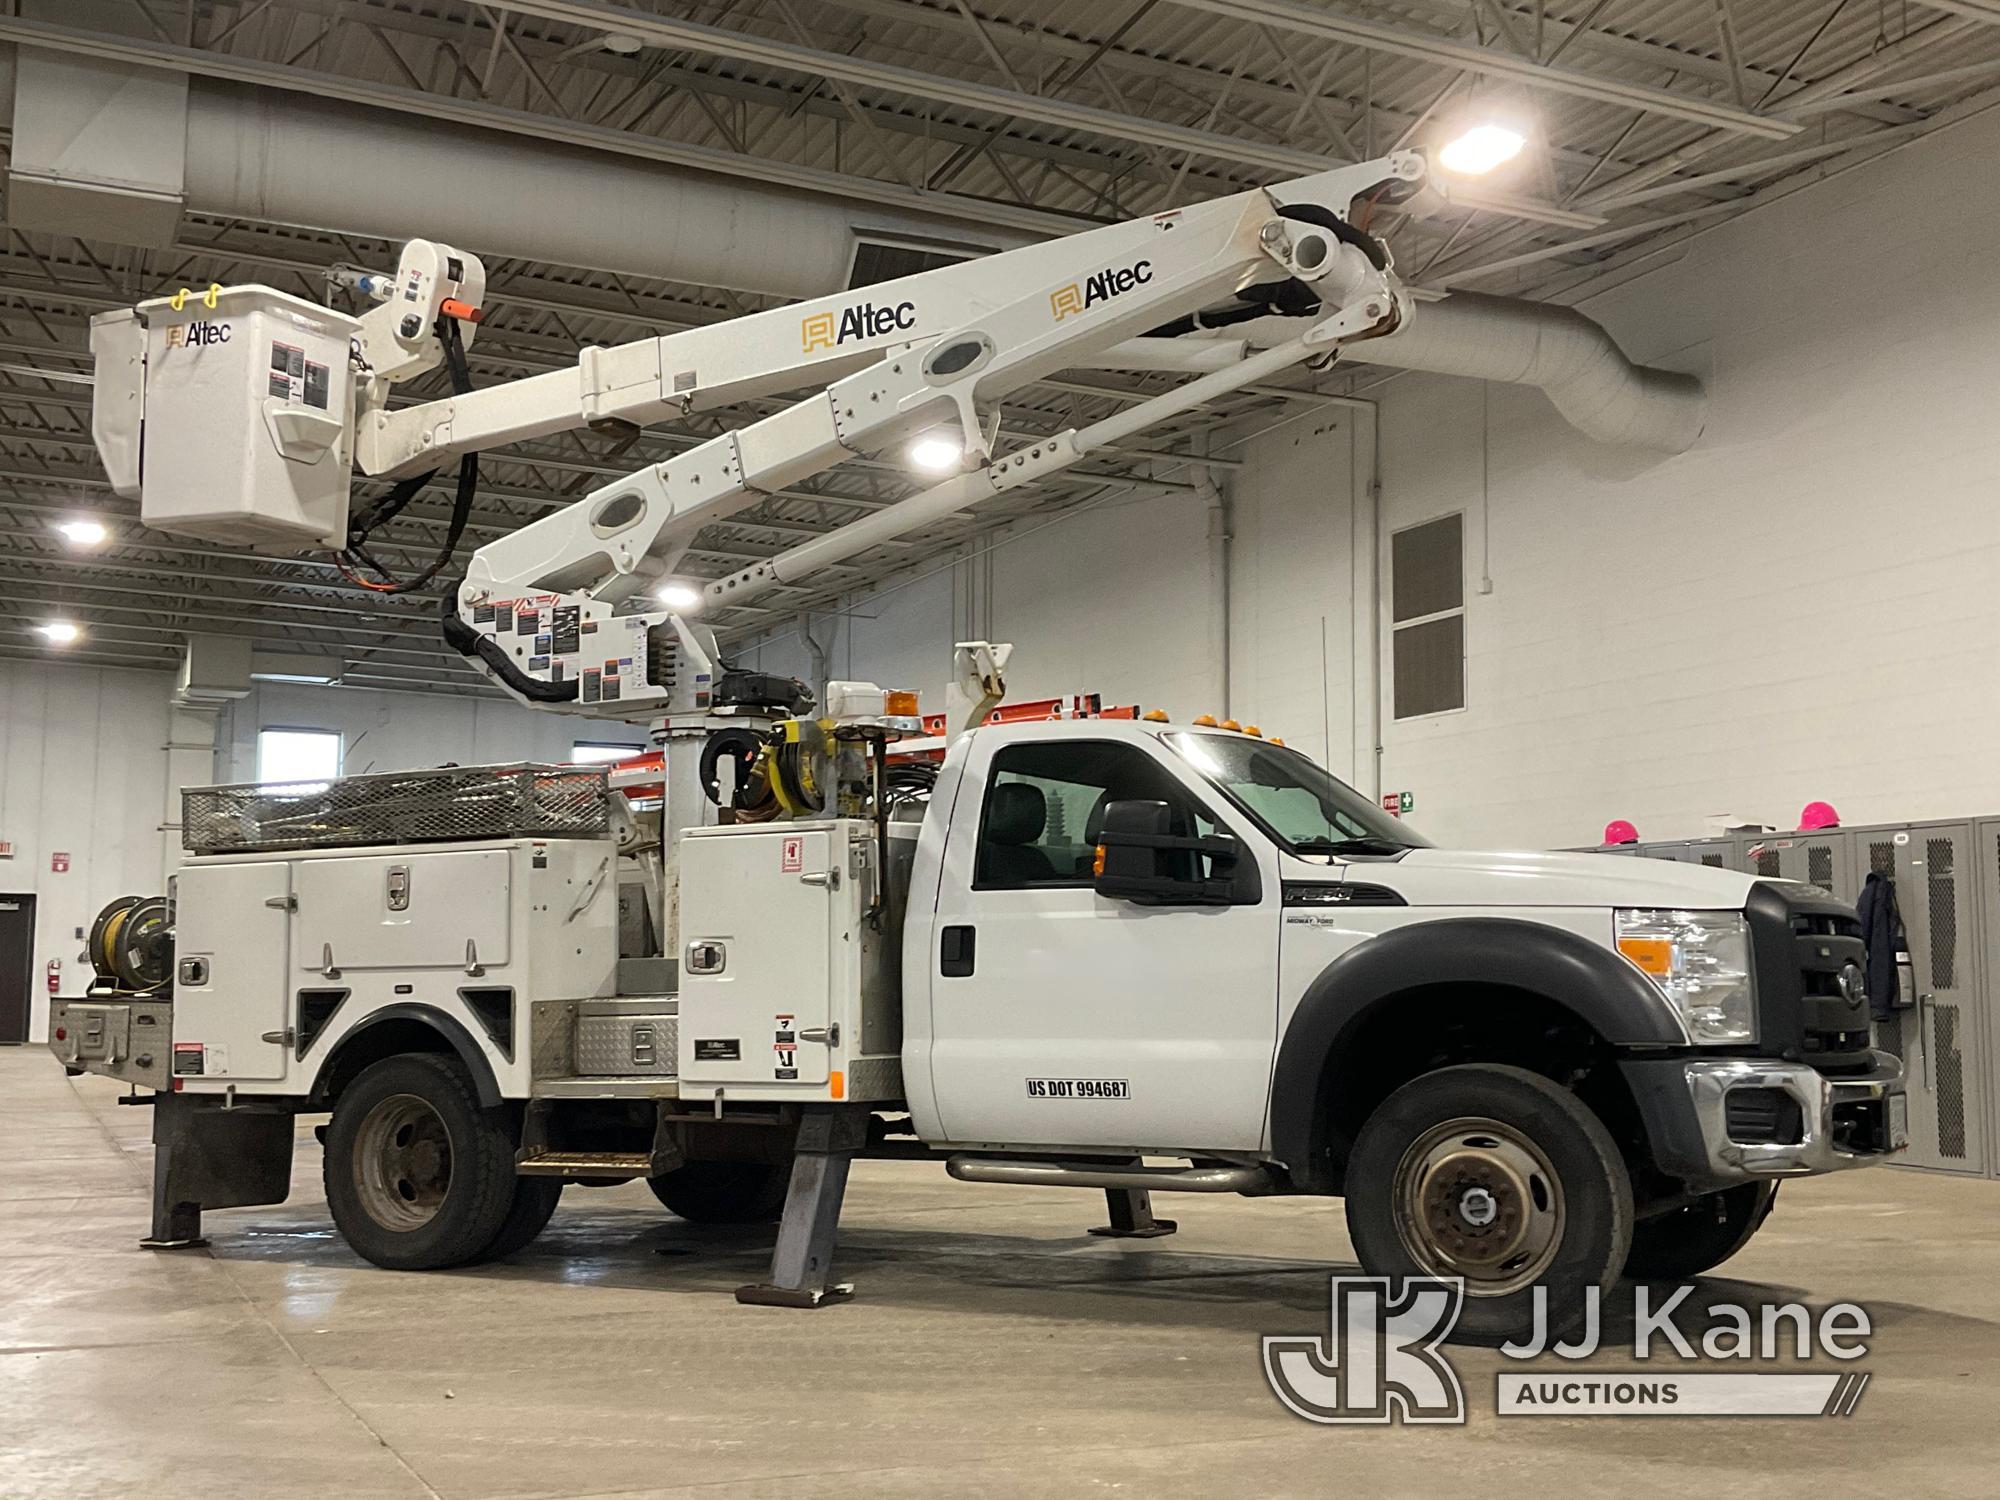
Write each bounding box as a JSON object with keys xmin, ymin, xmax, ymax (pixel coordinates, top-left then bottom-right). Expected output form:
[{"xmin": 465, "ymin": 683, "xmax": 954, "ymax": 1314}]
[
  {"xmin": 173, "ymin": 861, "xmax": 293, "ymax": 1082},
  {"xmin": 678, "ymin": 828, "xmax": 834, "ymax": 1087},
  {"xmin": 295, "ymin": 849, "xmax": 511, "ymax": 971}
]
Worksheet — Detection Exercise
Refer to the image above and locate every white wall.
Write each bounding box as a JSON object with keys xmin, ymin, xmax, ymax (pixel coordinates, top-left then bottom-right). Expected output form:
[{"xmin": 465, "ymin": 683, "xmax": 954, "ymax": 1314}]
[
  {"xmin": 1345, "ymin": 103, "xmax": 2000, "ymax": 849},
  {"xmin": 733, "ymin": 483, "xmax": 1228, "ymax": 720},
  {"xmin": 0, "ymin": 661, "xmax": 172, "ymax": 1043},
  {"xmin": 754, "ymin": 105, "xmax": 2000, "ymax": 852}
]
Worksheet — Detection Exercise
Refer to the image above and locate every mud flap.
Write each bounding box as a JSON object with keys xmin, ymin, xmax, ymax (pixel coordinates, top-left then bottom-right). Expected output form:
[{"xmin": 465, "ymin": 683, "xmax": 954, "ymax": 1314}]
[{"xmin": 143, "ymin": 1092, "xmax": 296, "ymax": 1249}]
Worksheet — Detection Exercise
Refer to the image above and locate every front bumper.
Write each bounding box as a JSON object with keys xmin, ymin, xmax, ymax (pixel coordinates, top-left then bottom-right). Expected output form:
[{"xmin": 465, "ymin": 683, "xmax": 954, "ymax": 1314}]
[{"xmin": 1622, "ymin": 1049, "xmax": 1907, "ymax": 1193}]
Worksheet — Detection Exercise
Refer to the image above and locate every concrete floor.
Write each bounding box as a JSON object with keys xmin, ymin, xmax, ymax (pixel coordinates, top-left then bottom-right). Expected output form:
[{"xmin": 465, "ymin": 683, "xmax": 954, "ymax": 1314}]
[{"xmin": 5, "ymin": 1049, "xmax": 1999, "ymax": 1499}]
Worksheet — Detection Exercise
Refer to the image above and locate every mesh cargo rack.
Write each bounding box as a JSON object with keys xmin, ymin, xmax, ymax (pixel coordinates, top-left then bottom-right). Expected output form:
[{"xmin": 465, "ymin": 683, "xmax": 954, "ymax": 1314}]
[{"xmin": 182, "ymin": 763, "xmax": 612, "ymax": 855}]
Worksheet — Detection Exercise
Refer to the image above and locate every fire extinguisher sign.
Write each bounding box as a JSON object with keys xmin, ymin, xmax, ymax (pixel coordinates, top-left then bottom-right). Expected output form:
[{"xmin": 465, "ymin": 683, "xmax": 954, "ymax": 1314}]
[
  {"xmin": 50, "ymin": 851, "xmax": 71, "ymax": 873},
  {"xmin": 780, "ymin": 835, "xmax": 804, "ymax": 874}
]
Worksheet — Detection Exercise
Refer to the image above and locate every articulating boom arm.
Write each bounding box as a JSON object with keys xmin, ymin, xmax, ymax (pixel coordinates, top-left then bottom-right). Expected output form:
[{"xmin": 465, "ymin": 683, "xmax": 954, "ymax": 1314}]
[{"xmin": 447, "ymin": 152, "xmax": 1425, "ymax": 719}]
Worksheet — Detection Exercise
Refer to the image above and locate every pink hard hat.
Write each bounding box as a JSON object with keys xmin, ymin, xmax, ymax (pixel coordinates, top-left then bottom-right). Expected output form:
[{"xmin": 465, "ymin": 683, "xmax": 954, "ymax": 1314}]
[
  {"xmin": 1799, "ymin": 801, "xmax": 1840, "ymax": 831},
  {"xmin": 1603, "ymin": 819, "xmax": 1639, "ymax": 845}
]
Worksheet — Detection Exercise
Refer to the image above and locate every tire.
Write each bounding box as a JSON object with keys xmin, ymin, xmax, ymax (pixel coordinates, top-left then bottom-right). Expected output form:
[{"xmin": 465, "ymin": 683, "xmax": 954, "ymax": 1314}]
[
  {"xmin": 323, "ymin": 1053, "xmax": 519, "ymax": 1271},
  {"xmin": 1624, "ymin": 1183, "xmax": 1777, "ymax": 1282},
  {"xmin": 479, "ymin": 1176, "xmax": 564, "ymax": 1262},
  {"xmin": 1344, "ymin": 1063, "xmax": 1634, "ymax": 1346},
  {"xmin": 647, "ymin": 1161, "xmax": 791, "ymax": 1224}
]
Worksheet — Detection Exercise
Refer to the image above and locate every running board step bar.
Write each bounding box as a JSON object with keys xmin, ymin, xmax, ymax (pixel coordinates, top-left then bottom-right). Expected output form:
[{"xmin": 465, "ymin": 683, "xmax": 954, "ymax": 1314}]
[
  {"xmin": 944, "ymin": 1157, "xmax": 1271, "ymax": 1194},
  {"xmin": 515, "ymin": 1149, "xmax": 658, "ymax": 1179}
]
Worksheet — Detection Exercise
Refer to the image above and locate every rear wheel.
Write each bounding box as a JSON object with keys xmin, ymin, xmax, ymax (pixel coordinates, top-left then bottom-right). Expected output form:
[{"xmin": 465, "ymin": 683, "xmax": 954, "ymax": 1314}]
[
  {"xmin": 323, "ymin": 1054, "xmax": 518, "ymax": 1270},
  {"xmin": 480, "ymin": 1177, "xmax": 564, "ymax": 1261},
  {"xmin": 1624, "ymin": 1183, "xmax": 1777, "ymax": 1281},
  {"xmin": 647, "ymin": 1161, "xmax": 790, "ymax": 1224},
  {"xmin": 1344, "ymin": 1064, "xmax": 1633, "ymax": 1345}
]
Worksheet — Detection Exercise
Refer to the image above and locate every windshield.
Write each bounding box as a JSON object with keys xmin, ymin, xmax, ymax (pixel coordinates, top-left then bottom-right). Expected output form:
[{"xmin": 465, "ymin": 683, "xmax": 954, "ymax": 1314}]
[{"xmin": 1165, "ymin": 732, "xmax": 1430, "ymax": 856}]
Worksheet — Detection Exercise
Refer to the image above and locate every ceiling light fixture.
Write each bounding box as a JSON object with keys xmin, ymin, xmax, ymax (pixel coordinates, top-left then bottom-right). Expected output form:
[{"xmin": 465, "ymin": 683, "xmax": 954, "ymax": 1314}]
[
  {"xmin": 657, "ymin": 581, "xmax": 703, "ymax": 611},
  {"xmin": 907, "ymin": 434, "xmax": 963, "ymax": 474},
  {"xmin": 36, "ymin": 620, "xmax": 81, "ymax": 646},
  {"xmin": 1439, "ymin": 122, "xmax": 1528, "ymax": 177},
  {"xmin": 55, "ymin": 517, "xmax": 108, "ymax": 548}
]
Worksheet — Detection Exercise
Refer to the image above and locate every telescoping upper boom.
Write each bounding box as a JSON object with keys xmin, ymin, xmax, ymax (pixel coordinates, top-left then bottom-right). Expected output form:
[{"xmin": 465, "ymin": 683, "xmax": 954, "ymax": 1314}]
[{"xmin": 88, "ymin": 152, "xmax": 1432, "ymax": 719}]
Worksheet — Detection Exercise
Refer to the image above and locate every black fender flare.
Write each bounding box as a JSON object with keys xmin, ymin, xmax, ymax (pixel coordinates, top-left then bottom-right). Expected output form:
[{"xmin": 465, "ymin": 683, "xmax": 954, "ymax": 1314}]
[
  {"xmin": 308, "ymin": 1003, "xmax": 504, "ymax": 1109},
  {"xmin": 1269, "ymin": 918, "xmax": 1682, "ymax": 1191}
]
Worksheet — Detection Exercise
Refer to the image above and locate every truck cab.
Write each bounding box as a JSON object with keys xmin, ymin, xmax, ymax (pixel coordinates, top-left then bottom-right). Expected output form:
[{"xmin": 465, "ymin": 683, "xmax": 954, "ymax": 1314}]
[{"xmin": 901, "ymin": 718, "xmax": 1907, "ymax": 1338}]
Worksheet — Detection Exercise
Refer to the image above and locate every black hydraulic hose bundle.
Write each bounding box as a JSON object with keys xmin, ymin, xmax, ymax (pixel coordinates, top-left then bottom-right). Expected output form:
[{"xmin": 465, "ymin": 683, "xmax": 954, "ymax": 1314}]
[{"xmin": 336, "ymin": 314, "xmax": 480, "ymax": 595}]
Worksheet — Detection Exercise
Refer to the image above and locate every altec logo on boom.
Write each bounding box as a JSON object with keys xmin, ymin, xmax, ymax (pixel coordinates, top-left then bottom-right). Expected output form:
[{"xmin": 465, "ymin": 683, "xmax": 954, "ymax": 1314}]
[
  {"xmin": 166, "ymin": 321, "xmax": 231, "ymax": 348},
  {"xmin": 1051, "ymin": 258, "xmax": 1154, "ymax": 321},
  {"xmin": 801, "ymin": 299, "xmax": 917, "ymax": 353}
]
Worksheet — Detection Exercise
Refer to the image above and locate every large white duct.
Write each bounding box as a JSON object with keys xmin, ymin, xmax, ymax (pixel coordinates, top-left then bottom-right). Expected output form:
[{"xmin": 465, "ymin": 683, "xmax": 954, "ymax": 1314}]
[
  {"xmin": 8, "ymin": 47, "xmax": 1704, "ymax": 449},
  {"xmin": 1347, "ymin": 292, "xmax": 1706, "ymax": 452},
  {"xmin": 181, "ymin": 84, "xmax": 1033, "ymax": 300}
]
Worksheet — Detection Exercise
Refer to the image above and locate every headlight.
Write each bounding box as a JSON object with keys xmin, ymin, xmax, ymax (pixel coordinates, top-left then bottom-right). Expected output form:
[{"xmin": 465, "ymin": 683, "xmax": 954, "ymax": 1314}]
[{"xmin": 1615, "ymin": 909, "xmax": 1755, "ymax": 1043}]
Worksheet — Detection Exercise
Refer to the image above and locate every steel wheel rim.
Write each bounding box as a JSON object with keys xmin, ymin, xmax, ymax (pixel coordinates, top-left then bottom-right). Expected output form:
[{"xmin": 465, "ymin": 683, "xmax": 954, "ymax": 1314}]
[
  {"xmin": 352, "ymin": 1093, "xmax": 453, "ymax": 1233},
  {"xmin": 1390, "ymin": 1115, "xmax": 1565, "ymax": 1296}
]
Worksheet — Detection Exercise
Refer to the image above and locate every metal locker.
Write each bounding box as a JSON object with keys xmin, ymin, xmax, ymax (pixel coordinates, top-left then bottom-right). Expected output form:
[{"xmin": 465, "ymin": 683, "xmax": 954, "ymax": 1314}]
[
  {"xmin": 1890, "ymin": 824, "xmax": 1988, "ymax": 1175},
  {"xmin": 1633, "ymin": 838, "xmax": 1742, "ymax": 871},
  {"xmin": 1745, "ymin": 833, "xmax": 1855, "ymax": 901}
]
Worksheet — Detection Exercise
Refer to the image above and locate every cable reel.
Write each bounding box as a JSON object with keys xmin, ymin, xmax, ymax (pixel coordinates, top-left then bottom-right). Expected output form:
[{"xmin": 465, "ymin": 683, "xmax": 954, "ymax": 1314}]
[
  {"xmin": 767, "ymin": 719, "xmax": 827, "ymax": 816},
  {"xmin": 87, "ymin": 895, "xmax": 174, "ymax": 994},
  {"xmin": 699, "ymin": 726, "xmax": 779, "ymax": 818}
]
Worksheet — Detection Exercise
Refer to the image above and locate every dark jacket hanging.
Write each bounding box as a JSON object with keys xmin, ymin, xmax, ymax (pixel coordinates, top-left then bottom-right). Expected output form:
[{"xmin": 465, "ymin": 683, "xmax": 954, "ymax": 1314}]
[{"xmin": 1853, "ymin": 871, "xmax": 1904, "ymax": 1021}]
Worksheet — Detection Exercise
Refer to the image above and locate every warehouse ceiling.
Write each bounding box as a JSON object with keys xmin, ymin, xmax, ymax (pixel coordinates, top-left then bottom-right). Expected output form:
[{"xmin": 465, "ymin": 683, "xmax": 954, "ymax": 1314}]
[{"xmin": 2, "ymin": 0, "xmax": 1995, "ymax": 695}]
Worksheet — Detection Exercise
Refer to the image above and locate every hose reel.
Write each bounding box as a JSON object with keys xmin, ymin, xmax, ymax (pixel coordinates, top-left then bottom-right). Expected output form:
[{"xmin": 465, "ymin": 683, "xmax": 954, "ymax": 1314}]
[{"xmin": 87, "ymin": 895, "xmax": 174, "ymax": 994}]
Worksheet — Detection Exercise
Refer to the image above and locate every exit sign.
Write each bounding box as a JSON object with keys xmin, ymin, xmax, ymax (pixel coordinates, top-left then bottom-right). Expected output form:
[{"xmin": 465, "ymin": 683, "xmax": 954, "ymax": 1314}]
[{"xmin": 1381, "ymin": 791, "xmax": 1414, "ymax": 817}]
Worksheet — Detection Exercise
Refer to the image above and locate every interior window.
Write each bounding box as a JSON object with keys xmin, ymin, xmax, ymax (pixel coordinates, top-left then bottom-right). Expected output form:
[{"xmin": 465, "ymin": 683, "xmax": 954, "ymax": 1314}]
[{"xmin": 973, "ymin": 740, "xmax": 1220, "ymax": 890}]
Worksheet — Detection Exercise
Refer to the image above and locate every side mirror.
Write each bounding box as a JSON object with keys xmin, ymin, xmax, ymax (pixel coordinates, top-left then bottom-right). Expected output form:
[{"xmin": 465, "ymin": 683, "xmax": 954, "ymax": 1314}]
[{"xmin": 1092, "ymin": 799, "xmax": 1255, "ymax": 906}]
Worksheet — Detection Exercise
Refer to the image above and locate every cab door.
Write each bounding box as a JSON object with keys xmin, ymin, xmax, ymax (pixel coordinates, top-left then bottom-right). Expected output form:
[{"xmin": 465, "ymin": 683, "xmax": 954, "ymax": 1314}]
[{"xmin": 924, "ymin": 734, "xmax": 1280, "ymax": 1152}]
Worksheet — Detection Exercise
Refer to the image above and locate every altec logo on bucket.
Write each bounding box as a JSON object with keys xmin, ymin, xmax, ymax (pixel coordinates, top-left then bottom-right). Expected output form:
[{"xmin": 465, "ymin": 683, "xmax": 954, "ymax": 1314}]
[
  {"xmin": 801, "ymin": 299, "xmax": 917, "ymax": 352},
  {"xmin": 1050, "ymin": 258, "xmax": 1154, "ymax": 320},
  {"xmin": 166, "ymin": 321, "xmax": 231, "ymax": 348}
]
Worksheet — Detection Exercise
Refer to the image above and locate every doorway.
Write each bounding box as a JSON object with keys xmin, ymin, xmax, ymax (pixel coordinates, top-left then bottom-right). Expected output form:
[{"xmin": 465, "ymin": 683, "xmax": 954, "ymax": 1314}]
[{"xmin": 0, "ymin": 893, "xmax": 35, "ymax": 1044}]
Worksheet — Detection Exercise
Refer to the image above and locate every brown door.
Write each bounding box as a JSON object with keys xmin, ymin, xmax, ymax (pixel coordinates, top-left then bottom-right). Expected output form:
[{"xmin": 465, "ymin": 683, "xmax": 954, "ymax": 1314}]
[{"xmin": 0, "ymin": 894, "xmax": 34, "ymax": 1044}]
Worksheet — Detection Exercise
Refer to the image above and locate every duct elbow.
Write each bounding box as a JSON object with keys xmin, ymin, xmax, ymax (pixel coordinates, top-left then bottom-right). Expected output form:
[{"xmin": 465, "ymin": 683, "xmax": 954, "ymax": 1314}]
[{"xmin": 1352, "ymin": 292, "xmax": 1707, "ymax": 454}]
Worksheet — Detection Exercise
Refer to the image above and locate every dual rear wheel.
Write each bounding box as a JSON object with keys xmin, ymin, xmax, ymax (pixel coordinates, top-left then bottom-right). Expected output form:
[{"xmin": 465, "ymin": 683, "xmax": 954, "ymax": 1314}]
[{"xmin": 323, "ymin": 1054, "xmax": 789, "ymax": 1270}]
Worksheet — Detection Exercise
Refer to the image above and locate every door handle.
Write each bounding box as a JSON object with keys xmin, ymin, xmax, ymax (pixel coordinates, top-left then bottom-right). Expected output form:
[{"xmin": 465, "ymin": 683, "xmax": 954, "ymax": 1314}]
[
  {"xmin": 800, "ymin": 1024, "xmax": 840, "ymax": 1046},
  {"xmin": 800, "ymin": 870, "xmax": 840, "ymax": 890},
  {"xmin": 1918, "ymin": 993, "xmax": 1934, "ymax": 1091},
  {"xmin": 940, "ymin": 924, "xmax": 975, "ymax": 978}
]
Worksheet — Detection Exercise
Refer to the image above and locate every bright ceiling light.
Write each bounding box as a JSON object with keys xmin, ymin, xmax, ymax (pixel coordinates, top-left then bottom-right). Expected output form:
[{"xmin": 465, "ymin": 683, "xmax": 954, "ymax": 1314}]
[
  {"xmin": 1439, "ymin": 123, "xmax": 1527, "ymax": 176},
  {"xmin": 36, "ymin": 620, "xmax": 81, "ymax": 646},
  {"xmin": 907, "ymin": 434, "xmax": 963, "ymax": 474},
  {"xmin": 55, "ymin": 517, "xmax": 108, "ymax": 548},
  {"xmin": 657, "ymin": 581, "xmax": 703, "ymax": 611}
]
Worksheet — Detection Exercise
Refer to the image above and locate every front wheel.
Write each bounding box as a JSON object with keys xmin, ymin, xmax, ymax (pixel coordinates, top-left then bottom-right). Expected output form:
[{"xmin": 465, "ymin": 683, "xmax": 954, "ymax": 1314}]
[
  {"xmin": 1624, "ymin": 1183, "xmax": 1776, "ymax": 1281},
  {"xmin": 1344, "ymin": 1063, "xmax": 1633, "ymax": 1346}
]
